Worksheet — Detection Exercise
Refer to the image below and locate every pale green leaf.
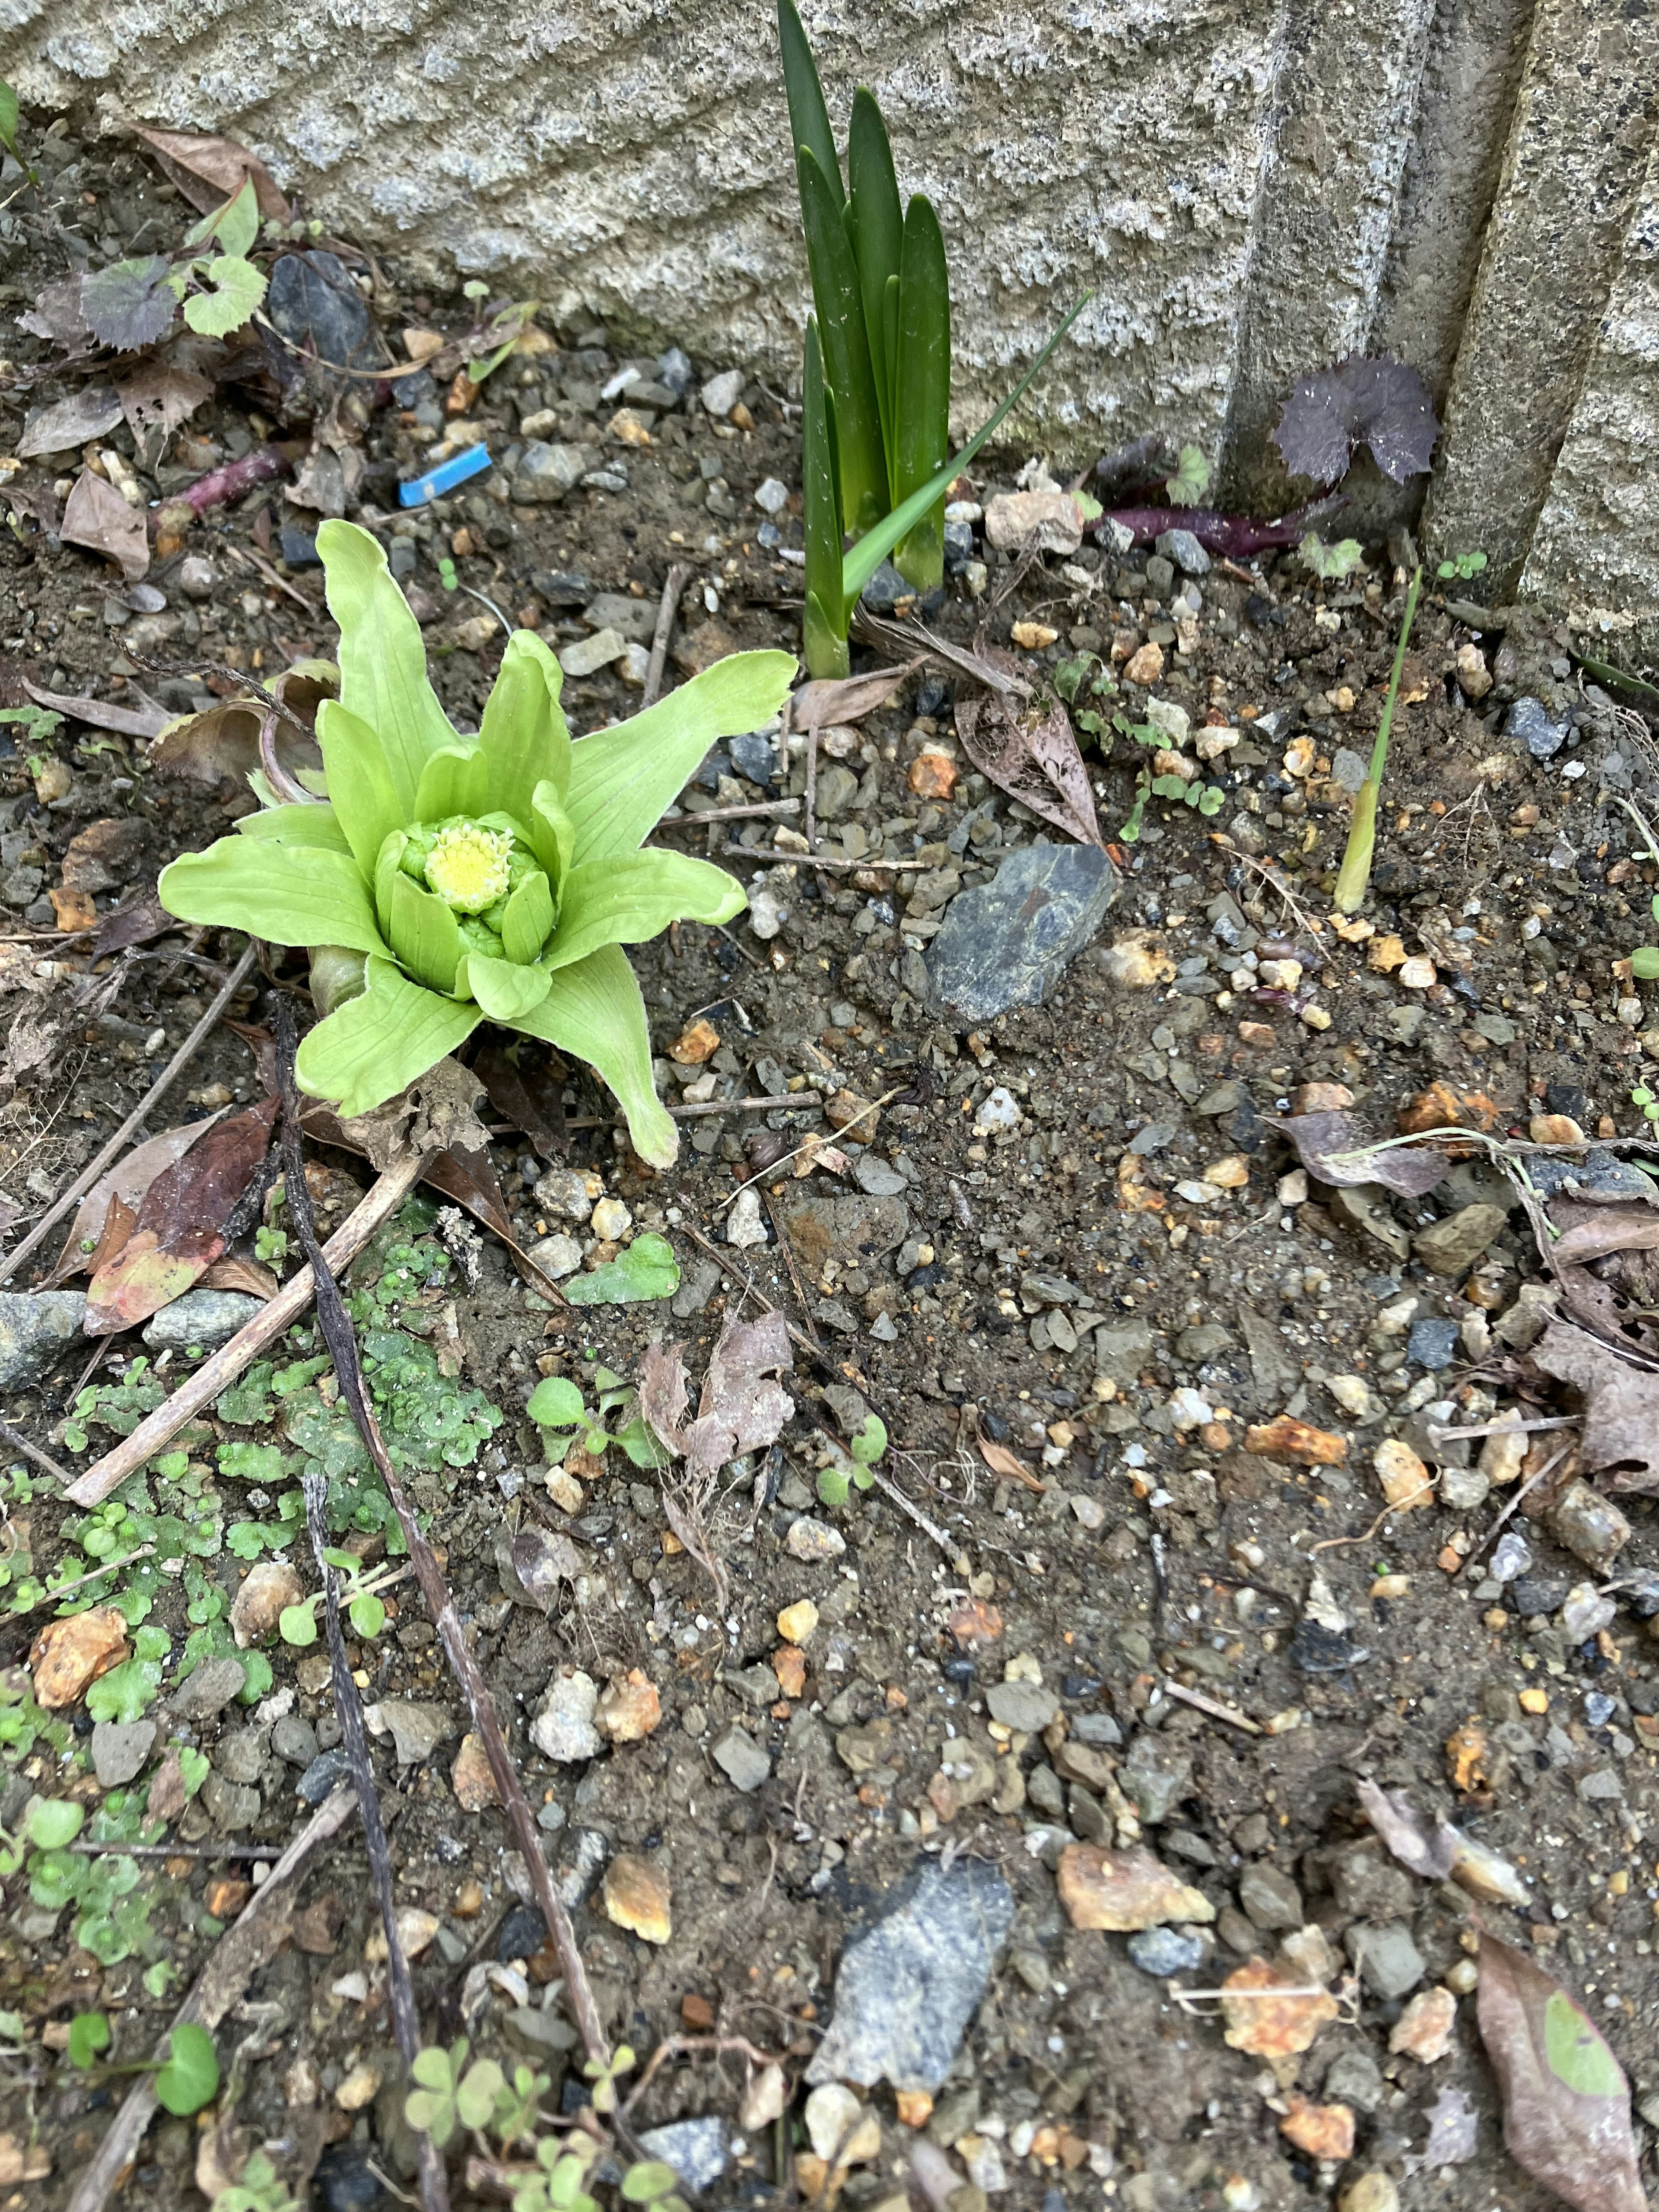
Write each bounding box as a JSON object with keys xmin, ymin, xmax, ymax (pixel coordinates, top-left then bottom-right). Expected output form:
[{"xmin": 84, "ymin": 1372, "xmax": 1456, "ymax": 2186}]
[
  {"xmin": 563, "ymin": 1232, "xmax": 679, "ymax": 1306},
  {"xmin": 510, "ymin": 943, "xmax": 675, "ymax": 1167},
  {"xmin": 527, "ymin": 1376, "xmax": 585, "ymax": 1428},
  {"xmin": 1165, "ymin": 443, "xmax": 1211, "ymax": 505},
  {"xmin": 296, "ymin": 956, "xmax": 480, "ymax": 1119},
  {"xmin": 529, "ymin": 780, "xmax": 576, "ymax": 894},
  {"xmin": 502, "ymin": 869, "xmax": 555, "ymax": 964},
  {"xmin": 374, "ymin": 828, "xmax": 409, "ymax": 938},
  {"xmin": 318, "ymin": 520, "xmax": 461, "ymax": 818},
  {"xmin": 566, "ymin": 653, "xmax": 796, "ymax": 864},
  {"xmin": 546, "ymin": 851, "xmax": 745, "ymax": 973},
  {"xmin": 181, "ymin": 254, "xmax": 265, "ymax": 338},
  {"xmin": 234, "ymin": 803, "xmax": 353, "ymax": 853},
  {"xmin": 414, "ymin": 741, "xmax": 489, "ymax": 824},
  {"xmin": 1543, "ymin": 1990, "xmax": 1623, "ymax": 2097},
  {"xmin": 459, "ymin": 951, "xmax": 553, "ymax": 1023},
  {"xmin": 160, "ymin": 840, "xmax": 385, "ymax": 957},
  {"xmin": 25, "ymin": 1797, "xmax": 84, "ymax": 1849},
  {"xmin": 481, "ymin": 630, "xmax": 572, "ymax": 810},
  {"xmin": 184, "ymin": 177, "xmax": 260, "ymax": 259},
  {"xmin": 315, "ymin": 699, "xmax": 404, "ymax": 878},
  {"xmin": 387, "ymin": 871, "xmax": 462, "ymax": 995}
]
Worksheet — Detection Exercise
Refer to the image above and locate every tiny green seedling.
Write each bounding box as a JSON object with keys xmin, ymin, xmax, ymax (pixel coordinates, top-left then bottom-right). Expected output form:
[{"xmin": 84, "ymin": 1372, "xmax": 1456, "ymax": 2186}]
[
  {"xmin": 1164, "ymin": 445, "xmax": 1211, "ymax": 505},
  {"xmin": 1632, "ymin": 1086, "xmax": 1659, "ymax": 1126},
  {"xmin": 211, "ymin": 2151, "xmax": 299, "ymax": 2212},
  {"xmin": 1617, "ymin": 800, "xmax": 1659, "ymax": 983},
  {"xmin": 1111, "ymin": 712, "xmax": 1224, "ymax": 842},
  {"xmin": 582, "ymin": 2040, "xmax": 636, "ymax": 2115},
  {"xmin": 1334, "ymin": 564, "xmax": 1423, "ymax": 914},
  {"xmin": 67, "ymin": 2011, "xmax": 111, "ymax": 2069},
  {"xmin": 254, "ymin": 1225, "xmax": 288, "ymax": 1265},
  {"xmin": 526, "ymin": 1370, "xmax": 662, "ymax": 1468},
  {"xmin": 58, "ymin": 2012, "xmax": 218, "ymax": 2113},
  {"xmin": 278, "ymin": 1550, "xmax": 399, "ymax": 1647},
  {"xmin": 1053, "ymin": 652, "xmax": 1113, "ymax": 740},
  {"xmin": 437, "ymin": 555, "xmax": 459, "ymax": 591},
  {"xmin": 1298, "ymin": 532, "xmax": 1365, "ymax": 582},
  {"xmin": 816, "ymin": 1413, "xmax": 887, "ymax": 1507},
  {"xmin": 1437, "ymin": 550, "xmax": 1487, "ymax": 582},
  {"xmin": 0, "ymin": 79, "xmax": 37, "ymax": 184}
]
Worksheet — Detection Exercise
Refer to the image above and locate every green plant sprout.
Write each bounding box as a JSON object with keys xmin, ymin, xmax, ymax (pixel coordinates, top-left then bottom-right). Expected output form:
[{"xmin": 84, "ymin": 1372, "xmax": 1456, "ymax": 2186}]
[
  {"xmin": 1437, "ymin": 549, "xmax": 1487, "ymax": 582},
  {"xmin": 82, "ymin": 179, "xmax": 267, "ymax": 349},
  {"xmin": 1333, "ymin": 563, "xmax": 1423, "ymax": 914},
  {"xmin": 1052, "ymin": 652, "xmax": 1113, "ymax": 739},
  {"xmin": 254, "ymin": 1224, "xmax": 288, "ymax": 1266},
  {"xmin": 157, "ymin": 521, "xmax": 792, "ymax": 1163},
  {"xmin": 782, "ymin": 0, "xmax": 1086, "ymax": 674},
  {"xmin": 1298, "ymin": 533, "xmax": 1365, "ymax": 582},
  {"xmin": 277, "ymin": 1549, "xmax": 400, "ymax": 1647},
  {"xmin": 1616, "ymin": 798, "xmax": 1659, "ymax": 985},
  {"xmin": 582, "ymin": 2041, "xmax": 635, "ymax": 2115},
  {"xmin": 210, "ymin": 2151, "xmax": 300, "ymax": 2212},
  {"xmin": 1165, "ymin": 445, "xmax": 1211, "ymax": 504},
  {"xmin": 816, "ymin": 1413, "xmax": 887, "ymax": 1507},
  {"xmin": 437, "ymin": 555, "xmax": 460, "ymax": 591},
  {"xmin": 67, "ymin": 2011, "xmax": 111, "ymax": 2069},
  {"xmin": 526, "ymin": 1370, "xmax": 661, "ymax": 1468},
  {"xmin": 0, "ymin": 79, "xmax": 33, "ymax": 178},
  {"xmin": 1111, "ymin": 712, "xmax": 1224, "ymax": 842}
]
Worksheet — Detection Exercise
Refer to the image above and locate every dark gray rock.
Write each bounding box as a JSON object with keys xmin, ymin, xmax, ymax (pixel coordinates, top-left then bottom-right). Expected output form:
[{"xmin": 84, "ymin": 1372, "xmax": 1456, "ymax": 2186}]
[
  {"xmin": 272, "ymin": 1714, "xmax": 319, "ymax": 1768},
  {"xmin": 1120, "ymin": 1733, "xmax": 1193, "ymax": 1824},
  {"xmin": 214, "ymin": 1726, "xmax": 267, "ymax": 1786},
  {"xmin": 1238, "ymin": 1860, "xmax": 1303, "ymax": 1930},
  {"xmin": 925, "ymin": 845, "xmax": 1119, "ymax": 1024},
  {"xmin": 806, "ymin": 1856, "xmax": 1014, "ymax": 2091},
  {"xmin": 858, "ymin": 561, "xmax": 921, "ymax": 616},
  {"xmin": 267, "ymin": 251, "xmax": 377, "ymax": 372},
  {"xmin": 513, "ymin": 441, "xmax": 597, "ymax": 503},
  {"xmin": 1154, "ymin": 527, "xmax": 1211, "ymax": 576},
  {"xmin": 729, "ymin": 733, "xmax": 778, "ymax": 785},
  {"xmin": 297, "ymin": 1749, "xmax": 354, "ymax": 1804},
  {"xmin": 0, "ymin": 1290, "xmax": 86, "ymax": 1388},
  {"xmin": 1505, "ymin": 697, "xmax": 1570, "ymax": 759},
  {"xmin": 1127, "ymin": 1925, "xmax": 1207, "ymax": 1977},
  {"xmin": 711, "ymin": 1724, "xmax": 770, "ymax": 1792},
  {"xmin": 1406, "ymin": 1317, "xmax": 1459, "ymax": 1370},
  {"xmin": 142, "ymin": 1289, "xmax": 262, "ymax": 1353},
  {"xmin": 202, "ymin": 1769, "xmax": 261, "ymax": 1831}
]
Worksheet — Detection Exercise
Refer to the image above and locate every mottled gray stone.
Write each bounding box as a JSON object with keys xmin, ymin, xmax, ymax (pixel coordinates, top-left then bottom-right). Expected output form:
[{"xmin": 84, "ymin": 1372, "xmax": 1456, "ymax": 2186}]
[
  {"xmin": 984, "ymin": 1679, "xmax": 1059, "ymax": 1732},
  {"xmin": 378, "ymin": 1700, "xmax": 456, "ymax": 1765},
  {"xmin": 637, "ymin": 2119, "xmax": 731, "ymax": 2191},
  {"xmin": 806, "ymin": 1857, "xmax": 1014, "ymax": 2091},
  {"xmin": 711, "ymin": 1723, "xmax": 770, "ymax": 1792},
  {"xmin": 1127, "ymin": 1925, "xmax": 1207, "ymax": 1977},
  {"xmin": 1347, "ymin": 1920, "xmax": 1425, "ymax": 1999},
  {"xmin": 142, "ymin": 1289, "xmax": 263, "ymax": 1353},
  {"xmin": 91, "ymin": 1719, "xmax": 156, "ymax": 1789},
  {"xmin": 0, "ymin": 1291, "xmax": 86, "ymax": 1387},
  {"xmin": 168, "ymin": 1656, "xmax": 247, "ymax": 1721},
  {"xmin": 925, "ymin": 845, "xmax": 1119, "ymax": 1024}
]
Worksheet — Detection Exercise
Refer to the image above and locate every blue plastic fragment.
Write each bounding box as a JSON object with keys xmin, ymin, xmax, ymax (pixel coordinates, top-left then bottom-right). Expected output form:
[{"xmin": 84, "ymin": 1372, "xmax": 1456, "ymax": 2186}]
[{"xmin": 400, "ymin": 443, "xmax": 491, "ymax": 507}]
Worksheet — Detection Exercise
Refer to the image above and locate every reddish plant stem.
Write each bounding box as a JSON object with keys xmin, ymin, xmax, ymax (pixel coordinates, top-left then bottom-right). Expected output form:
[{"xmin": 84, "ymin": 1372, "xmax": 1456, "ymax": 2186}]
[{"xmin": 157, "ymin": 444, "xmax": 290, "ymax": 528}]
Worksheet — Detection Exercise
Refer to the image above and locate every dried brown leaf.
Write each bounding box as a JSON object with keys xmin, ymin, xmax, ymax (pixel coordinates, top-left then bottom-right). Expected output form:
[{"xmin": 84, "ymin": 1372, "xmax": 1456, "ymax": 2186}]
[
  {"xmin": 1550, "ymin": 1208, "xmax": 1659, "ymax": 1268},
  {"xmin": 789, "ymin": 665, "xmax": 922, "ymax": 731},
  {"xmin": 123, "ymin": 121, "xmax": 290, "ymax": 220},
  {"xmin": 60, "ymin": 470, "xmax": 149, "ymax": 582},
  {"xmin": 1475, "ymin": 1932, "xmax": 1646, "ymax": 2212},
  {"xmin": 1530, "ymin": 1320, "xmax": 1659, "ymax": 1488},
  {"xmin": 198, "ymin": 1255, "xmax": 280, "ymax": 1300},
  {"xmin": 22, "ymin": 679, "xmax": 170, "ymax": 741},
  {"xmin": 956, "ymin": 668, "xmax": 1103, "ymax": 849},
  {"xmin": 85, "ymin": 1099, "xmax": 277, "ymax": 1334},
  {"xmin": 117, "ymin": 361, "xmax": 213, "ymax": 442},
  {"xmin": 45, "ymin": 1112, "xmax": 225, "ymax": 1287},
  {"xmin": 473, "ymin": 1037, "xmax": 567, "ymax": 1161},
  {"xmin": 1355, "ymin": 1778, "xmax": 1459, "ymax": 1881},
  {"xmin": 960, "ymin": 1402, "xmax": 1046, "ymax": 1492},
  {"xmin": 1271, "ymin": 1110, "xmax": 1450, "ymax": 1197},
  {"xmin": 17, "ymin": 385, "xmax": 125, "ymax": 459},
  {"xmin": 91, "ymin": 888, "xmax": 173, "ymax": 958}
]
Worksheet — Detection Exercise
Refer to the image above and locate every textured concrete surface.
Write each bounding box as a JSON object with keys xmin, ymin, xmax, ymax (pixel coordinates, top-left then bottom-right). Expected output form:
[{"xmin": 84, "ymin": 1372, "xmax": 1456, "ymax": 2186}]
[{"xmin": 2, "ymin": 0, "xmax": 1658, "ymax": 639}]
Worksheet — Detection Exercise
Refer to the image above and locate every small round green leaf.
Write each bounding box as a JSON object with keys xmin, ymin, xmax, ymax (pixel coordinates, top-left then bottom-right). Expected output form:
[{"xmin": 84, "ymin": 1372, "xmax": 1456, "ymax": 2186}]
[
  {"xmin": 154, "ymin": 2022, "xmax": 219, "ymax": 2115},
  {"xmin": 347, "ymin": 1592, "xmax": 385, "ymax": 1640},
  {"xmin": 622, "ymin": 2161, "xmax": 682, "ymax": 2203},
  {"xmin": 278, "ymin": 1604, "xmax": 318, "ymax": 1648},
  {"xmin": 67, "ymin": 2010, "xmax": 110, "ymax": 2068},
  {"xmin": 527, "ymin": 1377, "xmax": 585, "ymax": 1430},
  {"xmin": 25, "ymin": 1796, "xmax": 84, "ymax": 1850}
]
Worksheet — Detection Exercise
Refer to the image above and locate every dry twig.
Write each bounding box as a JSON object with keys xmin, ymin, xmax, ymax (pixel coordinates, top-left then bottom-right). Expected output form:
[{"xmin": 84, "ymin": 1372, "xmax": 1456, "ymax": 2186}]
[{"xmin": 641, "ymin": 562, "xmax": 692, "ymax": 709}]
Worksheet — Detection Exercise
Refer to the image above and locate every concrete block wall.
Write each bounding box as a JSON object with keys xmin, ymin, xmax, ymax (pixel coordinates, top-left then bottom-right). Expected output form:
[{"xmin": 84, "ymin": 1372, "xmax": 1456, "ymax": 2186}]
[{"xmin": 2, "ymin": 0, "xmax": 1656, "ymax": 644}]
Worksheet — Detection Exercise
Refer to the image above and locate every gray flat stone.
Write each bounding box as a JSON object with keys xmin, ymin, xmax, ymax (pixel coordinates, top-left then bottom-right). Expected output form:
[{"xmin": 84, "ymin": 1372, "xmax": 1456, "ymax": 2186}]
[
  {"xmin": 91, "ymin": 1719, "xmax": 156, "ymax": 1788},
  {"xmin": 638, "ymin": 2119, "xmax": 731, "ymax": 2192},
  {"xmin": 512, "ymin": 441, "xmax": 597, "ymax": 503},
  {"xmin": 168, "ymin": 1656, "xmax": 247, "ymax": 1721},
  {"xmin": 201, "ymin": 1768, "xmax": 261, "ymax": 1831},
  {"xmin": 711, "ymin": 1723, "xmax": 770, "ymax": 1792},
  {"xmin": 1346, "ymin": 1919, "xmax": 1424, "ymax": 1999},
  {"xmin": 1127, "ymin": 1925, "xmax": 1207, "ymax": 1977},
  {"xmin": 378, "ymin": 1700, "xmax": 455, "ymax": 1765},
  {"xmin": 142, "ymin": 1289, "xmax": 263, "ymax": 1354},
  {"xmin": 924, "ymin": 844, "xmax": 1119, "ymax": 1023},
  {"xmin": 0, "ymin": 1291, "xmax": 86, "ymax": 1389},
  {"xmin": 806, "ymin": 1857, "xmax": 1014, "ymax": 2092},
  {"xmin": 985, "ymin": 1680, "xmax": 1059, "ymax": 1732},
  {"xmin": 297, "ymin": 1748, "xmax": 353, "ymax": 1804}
]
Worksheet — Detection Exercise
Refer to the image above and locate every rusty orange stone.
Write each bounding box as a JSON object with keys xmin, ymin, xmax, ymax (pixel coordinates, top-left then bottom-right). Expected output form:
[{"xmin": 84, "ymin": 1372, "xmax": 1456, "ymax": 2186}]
[
  {"xmin": 945, "ymin": 1599, "xmax": 1003, "ymax": 1648},
  {"xmin": 1445, "ymin": 1715, "xmax": 1489, "ymax": 1794},
  {"xmin": 669, "ymin": 1019, "xmax": 720, "ymax": 1065},
  {"xmin": 907, "ymin": 750, "xmax": 959, "ymax": 801},
  {"xmin": 1220, "ymin": 1959, "xmax": 1340, "ymax": 2057},
  {"xmin": 1124, "ymin": 641, "xmax": 1164, "ymax": 685},
  {"xmin": 1244, "ymin": 1416, "xmax": 1348, "ymax": 1466},
  {"xmin": 1055, "ymin": 1844, "xmax": 1214, "ymax": 1932},
  {"xmin": 49, "ymin": 886, "xmax": 96, "ymax": 931},
  {"xmin": 773, "ymin": 1645, "xmax": 807, "ymax": 1699},
  {"xmin": 680, "ymin": 1991, "xmax": 715, "ymax": 2031},
  {"xmin": 596, "ymin": 1668, "xmax": 661, "ymax": 1744},
  {"xmin": 1279, "ymin": 2096, "xmax": 1354, "ymax": 2161},
  {"xmin": 29, "ymin": 1608, "xmax": 128, "ymax": 1709},
  {"xmin": 450, "ymin": 1733, "xmax": 500, "ymax": 1812},
  {"xmin": 205, "ymin": 1877, "xmax": 252, "ymax": 1919},
  {"xmin": 1398, "ymin": 1081, "xmax": 1500, "ymax": 1137},
  {"xmin": 896, "ymin": 2089, "xmax": 933, "ymax": 2129}
]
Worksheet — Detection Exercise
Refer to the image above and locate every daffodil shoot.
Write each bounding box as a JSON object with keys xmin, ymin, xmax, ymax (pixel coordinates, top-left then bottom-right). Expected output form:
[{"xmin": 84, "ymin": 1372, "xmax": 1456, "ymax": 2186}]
[{"xmin": 158, "ymin": 521, "xmax": 794, "ymax": 1166}]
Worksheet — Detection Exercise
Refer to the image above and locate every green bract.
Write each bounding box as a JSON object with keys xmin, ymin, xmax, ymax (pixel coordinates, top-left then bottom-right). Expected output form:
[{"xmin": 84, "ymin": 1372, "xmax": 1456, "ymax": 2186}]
[{"xmin": 158, "ymin": 521, "xmax": 794, "ymax": 1165}]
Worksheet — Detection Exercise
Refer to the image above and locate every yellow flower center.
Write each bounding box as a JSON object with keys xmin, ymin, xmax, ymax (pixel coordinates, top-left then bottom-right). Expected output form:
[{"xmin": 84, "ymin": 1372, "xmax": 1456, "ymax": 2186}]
[{"xmin": 423, "ymin": 821, "xmax": 512, "ymax": 914}]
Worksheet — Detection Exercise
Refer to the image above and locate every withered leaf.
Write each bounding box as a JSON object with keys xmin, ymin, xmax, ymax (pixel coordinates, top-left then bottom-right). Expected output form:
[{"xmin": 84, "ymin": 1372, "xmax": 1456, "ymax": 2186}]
[
  {"xmin": 1549, "ymin": 1207, "xmax": 1659, "ymax": 1268},
  {"xmin": 18, "ymin": 274, "xmax": 90, "ymax": 347},
  {"xmin": 789, "ymin": 664, "xmax": 921, "ymax": 731},
  {"xmin": 1271, "ymin": 1109, "xmax": 1450, "ymax": 1197},
  {"xmin": 46, "ymin": 1112, "xmax": 226, "ymax": 1287},
  {"xmin": 17, "ymin": 385, "xmax": 125, "ymax": 459},
  {"xmin": 149, "ymin": 664, "xmax": 333, "ymax": 786},
  {"xmin": 124, "ymin": 123, "xmax": 290, "ymax": 220},
  {"xmin": 1356, "ymin": 1778, "xmax": 1459, "ymax": 1881},
  {"xmin": 86, "ymin": 1098, "xmax": 277, "ymax": 1334},
  {"xmin": 1475, "ymin": 1932, "xmax": 1646, "ymax": 2212},
  {"xmin": 956, "ymin": 677, "xmax": 1103, "ymax": 849},
  {"xmin": 1272, "ymin": 354, "xmax": 1440, "ymax": 487},
  {"xmin": 117, "ymin": 360, "xmax": 213, "ymax": 442},
  {"xmin": 642, "ymin": 1312, "xmax": 794, "ymax": 1473},
  {"xmin": 92, "ymin": 888, "xmax": 173, "ymax": 959},
  {"xmin": 22, "ymin": 680, "xmax": 170, "ymax": 741},
  {"xmin": 60, "ymin": 470, "xmax": 149, "ymax": 583},
  {"xmin": 1530, "ymin": 1319, "xmax": 1659, "ymax": 1489},
  {"xmin": 473, "ymin": 1037, "xmax": 566, "ymax": 1161}
]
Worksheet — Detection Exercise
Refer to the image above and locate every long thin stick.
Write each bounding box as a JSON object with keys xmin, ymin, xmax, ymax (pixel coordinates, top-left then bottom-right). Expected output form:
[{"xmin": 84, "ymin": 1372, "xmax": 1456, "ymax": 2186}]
[
  {"xmin": 0, "ymin": 1416, "xmax": 76, "ymax": 1487},
  {"xmin": 65, "ymin": 1153, "xmax": 424, "ymax": 1507},
  {"xmin": 304, "ymin": 1476, "xmax": 449, "ymax": 2212},
  {"xmin": 730, "ymin": 844, "xmax": 930, "ymax": 872},
  {"xmin": 270, "ymin": 1009, "xmax": 612, "ymax": 2077},
  {"xmin": 66, "ymin": 1784, "xmax": 358, "ymax": 2212},
  {"xmin": 2, "ymin": 940, "xmax": 259, "ymax": 1285},
  {"xmin": 656, "ymin": 798, "xmax": 801, "ymax": 827},
  {"xmin": 641, "ymin": 562, "xmax": 691, "ymax": 709}
]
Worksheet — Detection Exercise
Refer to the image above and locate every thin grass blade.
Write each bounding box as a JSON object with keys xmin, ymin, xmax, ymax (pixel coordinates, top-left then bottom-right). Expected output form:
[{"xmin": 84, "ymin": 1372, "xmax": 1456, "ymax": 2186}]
[
  {"xmin": 778, "ymin": 0, "xmax": 843, "ymax": 206},
  {"xmin": 893, "ymin": 192, "xmax": 950, "ymax": 590},
  {"xmin": 843, "ymin": 292, "xmax": 1090, "ymax": 607},
  {"xmin": 802, "ymin": 320, "xmax": 850, "ymax": 680},
  {"xmin": 798, "ymin": 146, "xmax": 889, "ymax": 534},
  {"xmin": 849, "ymin": 88, "xmax": 903, "ymax": 469}
]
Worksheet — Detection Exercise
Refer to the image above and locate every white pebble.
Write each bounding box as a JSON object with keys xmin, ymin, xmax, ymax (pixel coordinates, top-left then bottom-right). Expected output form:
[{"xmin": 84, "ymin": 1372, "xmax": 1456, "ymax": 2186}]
[{"xmin": 726, "ymin": 1184, "xmax": 768, "ymax": 1248}]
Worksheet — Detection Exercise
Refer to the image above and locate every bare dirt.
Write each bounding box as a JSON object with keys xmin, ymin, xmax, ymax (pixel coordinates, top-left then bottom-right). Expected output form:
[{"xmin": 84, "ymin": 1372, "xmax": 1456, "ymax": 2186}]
[{"xmin": 4, "ymin": 104, "xmax": 1659, "ymax": 2212}]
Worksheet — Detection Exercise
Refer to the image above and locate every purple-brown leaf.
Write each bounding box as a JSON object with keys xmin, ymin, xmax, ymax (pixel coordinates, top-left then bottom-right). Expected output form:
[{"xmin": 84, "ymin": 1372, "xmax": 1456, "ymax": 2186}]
[
  {"xmin": 1273, "ymin": 355, "xmax": 1440, "ymax": 488},
  {"xmin": 1270, "ymin": 1110, "xmax": 1451, "ymax": 1197},
  {"xmin": 1475, "ymin": 1932, "xmax": 1646, "ymax": 2212},
  {"xmin": 956, "ymin": 667, "xmax": 1103, "ymax": 850},
  {"xmin": 45, "ymin": 1112, "xmax": 226, "ymax": 1287}
]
